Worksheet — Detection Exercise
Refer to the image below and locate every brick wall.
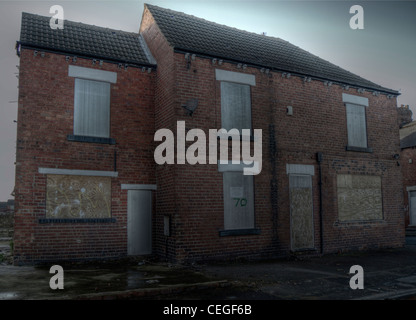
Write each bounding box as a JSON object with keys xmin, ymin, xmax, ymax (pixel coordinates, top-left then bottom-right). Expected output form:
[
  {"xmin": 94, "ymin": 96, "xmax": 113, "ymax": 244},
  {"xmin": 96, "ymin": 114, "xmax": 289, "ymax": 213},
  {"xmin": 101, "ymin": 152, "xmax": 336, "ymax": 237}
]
[
  {"xmin": 14, "ymin": 48, "xmax": 155, "ymax": 264},
  {"xmin": 400, "ymin": 148, "xmax": 416, "ymax": 227},
  {"xmin": 140, "ymin": 7, "xmax": 404, "ymax": 263},
  {"xmin": 15, "ymin": 8, "xmax": 405, "ymax": 264}
]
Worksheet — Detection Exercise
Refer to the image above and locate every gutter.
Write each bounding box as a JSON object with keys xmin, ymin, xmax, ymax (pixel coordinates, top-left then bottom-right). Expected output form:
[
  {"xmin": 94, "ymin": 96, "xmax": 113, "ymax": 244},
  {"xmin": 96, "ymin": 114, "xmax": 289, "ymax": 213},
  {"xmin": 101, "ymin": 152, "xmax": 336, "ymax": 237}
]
[
  {"xmin": 16, "ymin": 41, "xmax": 157, "ymax": 70},
  {"xmin": 173, "ymin": 47, "xmax": 400, "ymax": 96}
]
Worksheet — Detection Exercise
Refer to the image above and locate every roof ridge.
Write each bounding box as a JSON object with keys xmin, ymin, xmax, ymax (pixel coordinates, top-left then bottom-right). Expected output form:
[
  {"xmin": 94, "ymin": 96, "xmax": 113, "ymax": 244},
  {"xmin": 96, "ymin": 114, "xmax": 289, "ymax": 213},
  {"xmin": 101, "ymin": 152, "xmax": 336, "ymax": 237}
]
[{"xmin": 144, "ymin": 4, "xmax": 398, "ymax": 94}]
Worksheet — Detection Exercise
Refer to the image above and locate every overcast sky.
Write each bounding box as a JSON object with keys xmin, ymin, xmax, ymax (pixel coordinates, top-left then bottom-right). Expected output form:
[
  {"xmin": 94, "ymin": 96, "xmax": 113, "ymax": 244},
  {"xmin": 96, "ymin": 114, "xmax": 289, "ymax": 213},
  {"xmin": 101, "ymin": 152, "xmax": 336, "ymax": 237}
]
[{"xmin": 0, "ymin": 0, "xmax": 415, "ymax": 201}]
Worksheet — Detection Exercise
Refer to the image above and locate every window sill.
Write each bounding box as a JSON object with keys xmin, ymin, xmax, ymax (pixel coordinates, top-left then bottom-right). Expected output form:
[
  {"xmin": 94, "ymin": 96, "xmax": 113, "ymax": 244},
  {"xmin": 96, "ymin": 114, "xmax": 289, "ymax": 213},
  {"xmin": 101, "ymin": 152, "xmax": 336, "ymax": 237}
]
[
  {"xmin": 219, "ymin": 228, "xmax": 261, "ymax": 237},
  {"xmin": 39, "ymin": 218, "xmax": 116, "ymax": 224},
  {"xmin": 67, "ymin": 135, "xmax": 116, "ymax": 145},
  {"xmin": 345, "ymin": 145, "xmax": 373, "ymax": 153}
]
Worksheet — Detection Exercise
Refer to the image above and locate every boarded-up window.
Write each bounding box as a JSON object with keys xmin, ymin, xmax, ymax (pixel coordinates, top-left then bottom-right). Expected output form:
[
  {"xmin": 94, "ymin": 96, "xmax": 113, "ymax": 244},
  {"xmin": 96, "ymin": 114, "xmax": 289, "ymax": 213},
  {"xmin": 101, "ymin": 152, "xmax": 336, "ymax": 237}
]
[
  {"xmin": 220, "ymin": 82, "xmax": 251, "ymax": 132},
  {"xmin": 46, "ymin": 174, "xmax": 111, "ymax": 218},
  {"xmin": 289, "ymin": 174, "xmax": 314, "ymax": 250},
  {"xmin": 223, "ymin": 172, "xmax": 254, "ymax": 230},
  {"xmin": 346, "ymin": 103, "xmax": 367, "ymax": 148},
  {"xmin": 337, "ymin": 174, "xmax": 383, "ymax": 221},
  {"xmin": 74, "ymin": 78, "xmax": 111, "ymax": 138}
]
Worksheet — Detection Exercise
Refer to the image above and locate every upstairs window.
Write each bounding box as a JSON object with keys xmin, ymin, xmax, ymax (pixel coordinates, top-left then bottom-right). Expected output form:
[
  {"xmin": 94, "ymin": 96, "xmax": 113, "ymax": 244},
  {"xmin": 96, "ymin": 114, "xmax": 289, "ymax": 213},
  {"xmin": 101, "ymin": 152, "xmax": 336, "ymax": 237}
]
[
  {"xmin": 216, "ymin": 69, "xmax": 255, "ymax": 135},
  {"xmin": 220, "ymin": 82, "xmax": 251, "ymax": 132},
  {"xmin": 74, "ymin": 78, "xmax": 110, "ymax": 138},
  {"xmin": 342, "ymin": 93, "xmax": 371, "ymax": 152},
  {"xmin": 346, "ymin": 103, "xmax": 367, "ymax": 148},
  {"xmin": 68, "ymin": 65, "xmax": 117, "ymax": 142}
]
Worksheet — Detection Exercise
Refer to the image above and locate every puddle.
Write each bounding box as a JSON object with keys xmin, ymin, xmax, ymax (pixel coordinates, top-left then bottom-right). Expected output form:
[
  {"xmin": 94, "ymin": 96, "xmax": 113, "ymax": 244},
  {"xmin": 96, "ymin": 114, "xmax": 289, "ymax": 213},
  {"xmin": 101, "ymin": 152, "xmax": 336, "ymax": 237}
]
[{"xmin": 0, "ymin": 292, "xmax": 19, "ymax": 300}]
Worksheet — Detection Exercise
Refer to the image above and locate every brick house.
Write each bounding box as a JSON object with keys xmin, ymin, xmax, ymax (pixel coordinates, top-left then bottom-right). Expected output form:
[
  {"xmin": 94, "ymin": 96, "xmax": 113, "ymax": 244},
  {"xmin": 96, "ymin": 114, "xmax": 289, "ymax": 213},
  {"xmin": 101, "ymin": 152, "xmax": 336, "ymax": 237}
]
[{"xmin": 13, "ymin": 4, "xmax": 404, "ymax": 265}]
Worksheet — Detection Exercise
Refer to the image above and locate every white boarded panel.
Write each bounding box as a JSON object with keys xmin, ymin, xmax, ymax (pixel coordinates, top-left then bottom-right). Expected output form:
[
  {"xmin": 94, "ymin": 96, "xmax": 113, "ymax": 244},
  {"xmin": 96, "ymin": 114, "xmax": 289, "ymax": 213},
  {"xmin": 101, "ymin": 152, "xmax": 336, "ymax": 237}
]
[
  {"xmin": 74, "ymin": 78, "xmax": 110, "ymax": 138},
  {"xmin": 127, "ymin": 190, "xmax": 152, "ymax": 255},
  {"xmin": 220, "ymin": 82, "xmax": 251, "ymax": 131},
  {"xmin": 223, "ymin": 172, "xmax": 254, "ymax": 230},
  {"xmin": 346, "ymin": 103, "xmax": 367, "ymax": 148}
]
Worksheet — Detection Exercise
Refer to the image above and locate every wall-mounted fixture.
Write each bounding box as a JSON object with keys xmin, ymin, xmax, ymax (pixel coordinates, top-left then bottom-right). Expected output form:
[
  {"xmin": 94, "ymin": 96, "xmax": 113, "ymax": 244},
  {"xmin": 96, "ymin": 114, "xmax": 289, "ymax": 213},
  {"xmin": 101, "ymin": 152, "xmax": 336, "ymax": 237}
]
[
  {"xmin": 181, "ymin": 98, "xmax": 198, "ymax": 116},
  {"xmin": 287, "ymin": 106, "xmax": 293, "ymax": 116}
]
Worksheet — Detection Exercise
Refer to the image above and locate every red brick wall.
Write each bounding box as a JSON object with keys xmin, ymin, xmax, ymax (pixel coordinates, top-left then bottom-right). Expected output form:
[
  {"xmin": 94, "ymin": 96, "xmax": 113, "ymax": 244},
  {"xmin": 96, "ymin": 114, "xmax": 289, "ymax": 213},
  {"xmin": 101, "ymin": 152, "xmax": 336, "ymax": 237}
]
[
  {"xmin": 141, "ymin": 7, "xmax": 404, "ymax": 263},
  {"xmin": 15, "ymin": 8, "xmax": 405, "ymax": 264},
  {"xmin": 14, "ymin": 48, "xmax": 155, "ymax": 264}
]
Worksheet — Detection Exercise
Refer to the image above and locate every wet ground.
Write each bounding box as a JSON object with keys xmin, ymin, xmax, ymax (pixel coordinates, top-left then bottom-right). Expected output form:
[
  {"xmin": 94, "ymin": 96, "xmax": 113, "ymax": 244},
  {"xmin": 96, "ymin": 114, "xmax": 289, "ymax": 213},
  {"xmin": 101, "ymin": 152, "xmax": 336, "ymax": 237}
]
[{"xmin": 2, "ymin": 239, "xmax": 416, "ymax": 300}]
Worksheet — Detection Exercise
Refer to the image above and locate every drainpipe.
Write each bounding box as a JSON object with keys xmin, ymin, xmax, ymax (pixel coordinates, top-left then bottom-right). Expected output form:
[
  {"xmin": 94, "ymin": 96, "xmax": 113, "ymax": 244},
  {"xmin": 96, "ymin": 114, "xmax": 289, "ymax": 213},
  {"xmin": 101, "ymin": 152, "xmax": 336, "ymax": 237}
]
[{"xmin": 316, "ymin": 152, "xmax": 324, "ymax": 254}]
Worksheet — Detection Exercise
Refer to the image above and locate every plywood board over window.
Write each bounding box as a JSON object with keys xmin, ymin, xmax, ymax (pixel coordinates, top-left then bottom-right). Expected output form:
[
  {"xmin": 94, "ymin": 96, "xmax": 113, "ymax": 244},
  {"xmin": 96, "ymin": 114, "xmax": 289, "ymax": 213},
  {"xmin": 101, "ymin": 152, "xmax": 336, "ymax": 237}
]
[
  {"xmin": 46, "ymin": 174, "xmax": 111, "ymax": 219},
  {"xmin": 289, "ymin": 174, "xmax": 314, "ymax": 250},
  {"xmin": 337, "ymin": 174, "xmax": 383, "ymax": 221}
]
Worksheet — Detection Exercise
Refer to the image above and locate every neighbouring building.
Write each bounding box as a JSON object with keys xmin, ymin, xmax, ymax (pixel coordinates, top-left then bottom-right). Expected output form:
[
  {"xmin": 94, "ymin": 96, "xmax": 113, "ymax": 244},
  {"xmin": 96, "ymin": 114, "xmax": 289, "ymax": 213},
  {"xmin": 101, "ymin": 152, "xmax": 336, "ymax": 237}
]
[
  {"xmin": 13, "ymin": 4, "xmax": 404, "ymax": 265},
  {"xmin": 399, "ymin": 105, "xmax": 416, "ymax": 229},
  {"xmin": 0, "ymin": 200, "xmax": 14, "ymax": 215}
]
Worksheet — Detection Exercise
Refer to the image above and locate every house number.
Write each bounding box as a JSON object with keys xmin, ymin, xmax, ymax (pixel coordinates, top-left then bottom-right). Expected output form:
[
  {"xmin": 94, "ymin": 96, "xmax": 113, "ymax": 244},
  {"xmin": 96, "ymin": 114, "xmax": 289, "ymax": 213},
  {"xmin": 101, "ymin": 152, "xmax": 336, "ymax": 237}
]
[{"xmin": 234, "ymin": 198, "xmax": 247, "ymax": 207}]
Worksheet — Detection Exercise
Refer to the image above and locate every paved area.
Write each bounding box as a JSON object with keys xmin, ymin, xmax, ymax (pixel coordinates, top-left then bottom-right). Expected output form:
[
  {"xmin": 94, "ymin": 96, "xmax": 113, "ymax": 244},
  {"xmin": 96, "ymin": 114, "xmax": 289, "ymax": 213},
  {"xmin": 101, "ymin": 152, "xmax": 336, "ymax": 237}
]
[{"xmin": 2, "ymin": 241, "xmax": 416, "ymax": 300}]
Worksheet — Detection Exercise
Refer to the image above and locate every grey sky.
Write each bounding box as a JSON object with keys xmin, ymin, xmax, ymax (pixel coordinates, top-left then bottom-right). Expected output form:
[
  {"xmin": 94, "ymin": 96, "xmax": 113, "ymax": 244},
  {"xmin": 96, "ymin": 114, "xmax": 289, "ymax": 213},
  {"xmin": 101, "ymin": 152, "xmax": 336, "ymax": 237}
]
[{"xmin": 0, "ymin": 0, "xmax": 415, "ymax": 201}]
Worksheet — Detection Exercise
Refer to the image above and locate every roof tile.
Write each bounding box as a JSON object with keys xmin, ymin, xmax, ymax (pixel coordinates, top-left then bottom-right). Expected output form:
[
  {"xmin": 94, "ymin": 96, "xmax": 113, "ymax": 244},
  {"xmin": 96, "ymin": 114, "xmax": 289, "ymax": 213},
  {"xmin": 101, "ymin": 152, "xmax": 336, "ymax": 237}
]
[
  {"xmin": 145, "ymin": 4, "xmax": 398, "ymax": 94},
  {"xmin": 19, "ymin": 12, "xmax": 155, "ymax": 67}
]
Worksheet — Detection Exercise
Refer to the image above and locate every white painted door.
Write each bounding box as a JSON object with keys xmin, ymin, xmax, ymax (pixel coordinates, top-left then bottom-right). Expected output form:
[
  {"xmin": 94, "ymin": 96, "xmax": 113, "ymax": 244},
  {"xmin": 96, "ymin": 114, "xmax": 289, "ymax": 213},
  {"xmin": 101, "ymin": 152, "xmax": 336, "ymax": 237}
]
[
  {"xmin": 127, "ymin": 190, "xmax": 152, "ymax": 255},
  {"xmin": 410, "ymin": 191, "xmax": 416, "ymax": 226}
]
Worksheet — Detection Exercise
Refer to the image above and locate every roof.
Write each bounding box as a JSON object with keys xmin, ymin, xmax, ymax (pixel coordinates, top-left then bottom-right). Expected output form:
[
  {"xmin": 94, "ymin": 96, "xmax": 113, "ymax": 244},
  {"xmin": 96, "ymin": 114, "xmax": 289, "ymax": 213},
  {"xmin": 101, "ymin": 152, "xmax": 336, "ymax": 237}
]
[
  {"xmin": 145, "ymin": 4, "xmax": 398, "ymax": 95},
  {"xmin": 401, "ymin": 131, "xmax": 416, "ymax": 149},
  {"xmin": 18, "ymin": 12, "xmax": 156, "ymax": 67}
]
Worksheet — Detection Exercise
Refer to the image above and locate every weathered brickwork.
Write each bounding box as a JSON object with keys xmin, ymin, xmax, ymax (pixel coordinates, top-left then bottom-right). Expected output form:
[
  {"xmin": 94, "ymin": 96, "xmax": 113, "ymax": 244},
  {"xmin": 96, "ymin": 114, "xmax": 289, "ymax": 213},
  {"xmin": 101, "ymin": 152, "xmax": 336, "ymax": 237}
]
[
  {"xmin": 14, "ymin": 7, "xmax": 405, "ymax": 265},
  {"xmin": 140, "ymin": 6, "xmax": 405, "ymax": 263},
  {"xmin": 14, "ymin": 48, "xmax": 156, "ymax": 264}
]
